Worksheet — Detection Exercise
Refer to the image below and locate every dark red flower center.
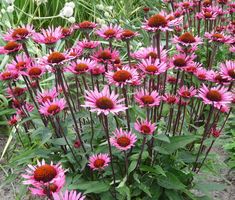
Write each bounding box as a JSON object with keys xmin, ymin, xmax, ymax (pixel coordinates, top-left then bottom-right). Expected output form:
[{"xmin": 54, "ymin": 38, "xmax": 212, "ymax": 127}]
[
  {"xmin": 167, "ymin": 96, "xmax": 177, "ymax": 104},
  {"xmin": 79, "ymin": 21, "xmax": 94, "ymax": 29},
  {"xmin": 117, "ymin": 136, "xmax": 131, "ymax": 147},
  {"xmin": 16, "ymin": 61, "xmax": 27, "ymax": 70},
  {"xmin": 181, "ymin": 91, "xmax": 191, "ymax": 98},
  {"xmin": 168, "ymin": 76, "xmax": 177, "ymax": 83},
  {"xmin": 212, "ymin": 33, "xmax": 224, "ymax": 39},
  {"xmin": 42, "ymin": 96, "xmax": 53, "ymax": 103},
  {"xmin": 140, "ymin": 95, "xmax": 154, "ymax": 104},
  {"xmin": 228, "ymin": 69, "xmax": 235, "ymax": 78},
  {"xmin": 47, "ymin": 104, "xmax": 60, "ymax": 114},
  {"xmin": 75, "ymin": 63, "xmax": 89, "ymax": 72},
  {"xmin": 4, "ymin": 41, "xmax": 20, "ymax": 51},
  {"xmin": 96, "ymin": 97, "xmax": 114, "ymax": 109},
  {"xmin": 140, "ymin": 125, "xmax": 151, "ymax": 134},
  {"xmin": 28, "ymin": 67, "xmax": 42, "ymax": 76},
  {"xmin": 104, "ymin": 29, "xmax": 116, "ymax": 37},
  {"xmin": 12, "ymin": 87, "xmax": 25, "ymax": 96},
  {"xmin": 121, "ymin": 30, "xmax": 135, "ymax": 38},
  {"xmin": 113, "ymin": 70, "xmax": 132, "ymax": 82},
  {"xmin": 146, "ymin": 65, "xmax": 158, "ymax": 73},
  {"xmin": 12, "ymin": 28, "xmax": 29, "ymax": 39},
  {"xmin": 94, "ymin": 158, "xmax": 105, "ymax": 168},
  {"xmin": 146, "ymin": 52, "xmax": 158, "ymax": 60},
  {"xmin": 48, "ymin": 52, "xmax": 65, "ymax": 64},
  {"xmin": 179, "ymin": 32, "xmax": 196, "ymax": 43},
  {"xmin": 62, "ymin": 28, "xmax": 71, "ymax": 36},
  {"xmin": 206, "ymin": 90, "xmax": 222, "ymax": 102},
  {"xmin": 173, "ymin": 58, "xmax": 187, "ymax": 67},
  {"xmin": 98, "ymin": 50, "xmax": 112, "ymax": 60},
  {"xmin": 183, "ymin": 2, "xmax": 190, "ymax": 8},
  {"xmin": 34, "ymin": 164, "xmax": 57, "ymax": 183},
  {"xmin": 204, "ymin": 12, "xmax": 213, "ymax": 18},
  {"xmin": 203, "ymin": 0, "xmax": 212, "ymax": 6},
  {"xmin": 198, "ymin": 74, "xmax": 206, "ymax": 80},
  {"xmin": 44, "ymin": 36, "xmax": 57, "ymax": 44},
  {"xmin": 148, "ymin": 14, "xmax": 167, "ymax": 27},
  {"xmin": 43, "ymin": 183, "xmax": 58, "ymax": 194},
  {"xmin": 2, "ymin": 72, "xmax": 12, "ymax": 79}
]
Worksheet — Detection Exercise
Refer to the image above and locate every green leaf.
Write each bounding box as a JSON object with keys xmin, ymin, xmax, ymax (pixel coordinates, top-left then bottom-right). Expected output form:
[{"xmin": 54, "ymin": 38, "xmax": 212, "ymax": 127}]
[
  {"xmin": 128, "ymin": 160, "xmax": 137, "ymax": 174},
  {"xmin": 165, "ymin": 190, "xmax": 184, "ymax": 200},
  {"xmin": 194, "ymin": 182, "xmax": 226, "ymax": 196},
  {"xmin": 140, "ymin": 165, "xmax": 166, "ymax": 176},
  {"xmin": 155, "ymin": 134, "xmax": 170, "ymax": 143},
  {"xmin": 117, "ymin": 185, "xmax": 131, "ymax": 200},
  {"xmin": 138, "ymin": 183, "xmax": 152, "ymax": 197},
  {"xmin": 157, "ymin": 172, "xmax": 186, "ymax": 190}
]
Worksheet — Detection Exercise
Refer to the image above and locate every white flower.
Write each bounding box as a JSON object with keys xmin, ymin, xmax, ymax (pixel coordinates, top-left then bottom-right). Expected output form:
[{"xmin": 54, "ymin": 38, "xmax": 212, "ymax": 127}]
[
  {"xmin": 65, "ymin": 2, "xmax": 75, "ymax": 8},
  {"xmin": 7, "ymin": 5, "xmax": 14, "ymax": 13},
  {"xmin": 107, "ymin": 6, "xmax": 113, "ymax": 11},
  {"xmin": 68, "ymin": 17, "xmax": 75, "ymax": 23},
  {"xmin": 104, "ymin": 12, "xmax": 110, "ymax": 18},
  {"xmin": 1, "ymin": 9, "xmax": 6, "ymax": 14},
  {"xmin": 35, "ymin": 0, "xmax": 48, "ymax": 5},
  {"xmin": 61, "ymin": 6, "xmax": 74, "ymax": 18},
  {"xmin": 5, "ymin": 0, "xmax": 15, "ymax": 4},
  {"xmin": 96, "ymin": 4, "xmax": 104, "ymax": 10}
]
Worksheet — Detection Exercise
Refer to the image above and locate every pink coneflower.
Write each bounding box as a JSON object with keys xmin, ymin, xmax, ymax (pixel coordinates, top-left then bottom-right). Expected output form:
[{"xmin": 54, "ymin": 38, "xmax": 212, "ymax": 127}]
[
  {"xmin": 204, "ymin": 31, "xmax": 231, "ymax": 43},
  {"xmin": 210, "ymin": 127, "xmax": 221, "ymax": 138},
  {"xmin": 220, "ymin": 60, "xmax": 235, "ymax": 81},
  {"xmin": 67, "ymin": 58, "xmax": 97, "ymax": 75},
  {"xmin": 167, "ymin": 76, "xmax": 177, "ymax": 84},
  {"xmin": 88, "ymin": 153, "xmax": 110, "ymax": 171},
  {"xmin": 162, "ymin": 94, "xmax": 179, "ymax": 104},
  {"xmin": 139, "ymin": 58, "xmax": 167, "ymax": 75},
  {"xmin": 33, "ymin": 27, "xmax": 63, "ymax": 45},
  {"xmin": 194, "ymin": 67, "xmax": 209, "ymax": 81},
  {"xmin": 110, "ymin": 128, "xmax": 137, "ymax": 151},
  {"xmin": 131, "ymin": 46, "xmax": 167, "ymax": 62},
  {"xmin": 117, "ymin": 29, "xmax": 139, "ymax": 41},
  {"xmin": 7, "ymin": 54, "xmax": 31, "ymax": 73},
  {"xmin": 53, "ymin": 190, "xmax": 86, "ymax": 200},
  {"xmin": 39, "ymin": 98, "xmax": 66, "ymax": 116},
  {"xmin": 61, "ymin": 27, "xmax": 74, "ymax": 39},
  {"xmin": 8, "ymin": 115, "xmax": 19, "ymax": 126},
  {"xmin": 66, "ymin": 46, "xmax": 83, "ymax": 59},
  {"xmin": 229, "ymin": 45, "xmax": 235, "ymax": 53},
  {"xmin": 89, "ymin": 64, "xmax": 105, "ymax": 76},
  {"xmin": 183, "ymin": 62, "xmax": 201, "ymax": 73},
  {"xmin": 22, "ymin": 160, "xmax": 65, "ymax": 186},
  {"xmin": 178, "ymin": 1, "xmax": 194, "ymax": 10},
  {"xmin": 0, "ymin": 41, "xmax": 22, "ymax": 55},
  {"xmin": 92, "ymin": 48, "xmax": 119, "ymax": 64},
  {"xmin": 3, "ymin": 25, "xmax": 34, "ymax": 41},
  {"xmin": 176, "ymin": 43, "xmax": 198, "ymax": 54},
  {"xmin": 142, "ymin": 11, "xmax": 182, "ymax": 32},
  {"xmin": 134, "ymin": 119, "xmax": 156, "ymax": 135},
  {"xmin": 196, "ymin": 9, "xmax": 218, "ymax": 20},
  {"xmin": 135, "ymin": 89, "xmax": 161, "ymax": 107},
  {"xmin": 0, "ymin": 70, "xmax": 18, "ymax": 81},
  {"xmin": 198, "ymin": 84, "xmax": 233, "ymax": 109},
  {"xmin": 7, "ymin": 86, "xmax": 27, "ymax": 98},
  {"xmin": 105, "ymin": 66, "xmax": 140, "ymax": 87},
  {"xmin": 172, "ymin": 32, "xmax": 202, "ymax": 47},
  {"xmin": 74, "ymin": 21, "xmax": 97, "ymax": 31},
  {"xmin": 96, "ymin": 24, "xmax": 122, "ymax": 40},
  {"xmin": 171, "ymin": 53, "xmax": 195, "ymax": 69},
  {"xmin": 26, "ymin": 65, "xmax": 45, "ymax": 79},
  {"xmin": 202, "ymin": 0, "xmax": 213, "ymax": 7},
  {"xmin": 178, "ymin": 86, "xmax": 197, "ymax": 100},
  {"xmin": 41, "ymin": 51, "xmax": 70, "ymax": 65},
  {"xmin": 82, "ymin": 86, "xmax": 127, "ymax": 115},
  {"xmin": 36, "ymin": 88, "xmax": 58, "ymax": 104},
  {"xmin": 77, "ymin": 39, "xmax": 100, "ymax": 49},
  {"xmin": 208, "ymin": 70, "xmax": 230, "ymax": 85}
]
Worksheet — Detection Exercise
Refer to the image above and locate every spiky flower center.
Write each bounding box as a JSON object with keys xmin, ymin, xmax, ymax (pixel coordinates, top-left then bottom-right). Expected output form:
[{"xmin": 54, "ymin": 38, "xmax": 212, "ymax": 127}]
[
  {"xmin": 4, "ymin": 41, "xmax": 20, "ymax": 51},
  {"xmin": 173, "ymin": 58, "xmax": 187, "ymax": 67},
  {"xmin": 48, "ymin": 52, "xmax": 65, "ymax": 64},
  {"xmin": 43, "ymin": 183, "xmax": 58, "ymax": 194},
  {"xmin": 42, "ymin": 96, "xmax": 53, "ymax": 103},
  {"xmin": 2, "ymin": 72, "xmax": 12, "ymax": 79},
  {"xmin": 98, "ymin": 51, "xmax": 112, "ymax": 60},
  {"xmin": 34, "ymin": 164, "xmax": 57, "ymax": 183},
  {"xmin": 96, "ymin": 97, "xmax": 114, "ymax": 109},
  {"xmin": 146, "ymin": 52, "xmax": 158, "ymax": 60},
  {"xmin": 44, "ymin": 36, "xmax": 57, "ymax": 44},
  {"xmin": 206, "ymin": 90, "xmax": 222, "ymax": 102},
  {"xmin": 140, "ymin": 125, "xmax": 151, "ymax": 134},
  {"xmin": 121, "ymin": 30, "xmax": 135, "ymax": 38},
  {"xmin": 181, "ymin": 91, "xmax": 191, "ymax": 98},
  {"xmin": 94, "ymin": 158, "xmax": 105, "ymax": 168},
  {"xmin": 28, "ymin": 67, "xmax": 42, "ymax": 76},
  {"xmin": 62, "ymin": 28, "xmax": 71, "ymax": 36},
  {"xmin": 183, "ymin": 2, "xmax": 190, "ymax": 8},
  {"xmin": 113, "ymin": 70, "xmax": 132, "ymax": 82},
  {"xmin": 47, "ymin": 104, "xmax": 60, "ymax": 114},
  {"xmin": 204, "ymin": 12, "xmax": 212, "ymax": 18},
  {"xmin": 12, "ymin": 87, "xmax": 25, "ymax": 96},
  {"xmin": 12, "ymin": 28, "xmax": 29, "ymax": 39},
  {"xmin": 140, "ymin": 95, "xmax": 154, "ymax": 104},
  {"xmin": 212, "ymin": 33, "xmax": 224, "ymax": 39},
  {"xmin": 179, "ymin": 32, "xmax": 196, "ymax": 43},
  {"xmin": 117, "ymin": 136, "xmax": 131, "ymax": 147},
  {"xmin": 104, "ymin": 29, "xmax": 116, "ymax": 37},
  {"xmin": 79, "ymin": 21, "xmax": 94, "ymax": 29},
  {"xmin": 148, "ymin": 14, "xmax": 167, "ymax": 27},
  {"xmin": 75, "ymin": 63, "xmax": 89, "ymax": 72},
  {"xmin": 146, "ymin": 65, "xmax": 158, "ymax": 73},
  {"xmin": 167, "ymin": 96, "xmax": 177, "ymax": 104},
  {"xmin": 16, "ymin": 61, "xmax": 27, "ymax": 70},
  {"xmin": 228, "ymin": 69, "xmax": 235, "ymax": 78}
]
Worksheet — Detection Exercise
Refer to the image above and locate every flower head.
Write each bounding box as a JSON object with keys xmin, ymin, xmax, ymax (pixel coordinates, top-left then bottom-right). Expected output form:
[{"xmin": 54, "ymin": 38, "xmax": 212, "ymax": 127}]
[
  {"xmin": 139, "ymin": 58, "xmax": 167, "ymax": 75},
  {"xmin": 36, "ymin": 88, "xmax": 58, "ymax": 104},
  {"xmin": 74, "ymin": 21, "xmax": 97, "ymax": 31},
  {"xmin": 220, "ymin": 60, "xmax": 235, "ymax": 81},
  {"xmin": 53, "ymin": 190, "xmax": 86, "ymax": 200},
  {"xmin": 110, "ymin": 128, "xmax": 137, "ymax": 151},
  {"xmin": 88, "ymin": 153, "xmax": 110, "ymax": 171},
  {"xmin": 3, "ymin": 25, "xmax": 34, "ymax": 41},
  {"xmin": 39, "ymin": 98, "xmax": 66, "ymax": 116},
  {"xmin": 96, "ymin": 24, "xmax": 122, "ymax": 40},
  {"xmin": 135, "ymin": 89, "xmax": 161, "ymax": 107},
  {"xmin": 172, "ymin": 32, "xmax": 202, "ymax": 47},
  {"xmin": 134, "ymin": 119, "xmax": 156, "ymax": 135},
  {"xmin": 92, "ymin": 48, "xmax": 119, "ymax": 64},
  {"xmin": 0, "ymin": 41, "xmax": 22, "ymax": 55},
  {"xmin": 77, "ymin": 39, "xmax": 100, "ymax": 49}
]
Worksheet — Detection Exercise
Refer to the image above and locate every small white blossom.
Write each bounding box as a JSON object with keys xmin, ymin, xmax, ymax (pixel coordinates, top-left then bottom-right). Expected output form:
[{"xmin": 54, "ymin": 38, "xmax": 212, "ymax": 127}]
[
  {"xmin": 104, "ymin": 12, "xmax": 110, "ymax": 18},
  {"xmin": 7, "ymin": 5, "xmax": 14, "ymax": 13},
  {"xmin": 68, "ymin": 17, "xmax": 75, "ymax": 23},
  {"xmin": 96, "ymin": 4, "xmax": 104, "ymax": 10},
  {"xmin": 61, "ymin": 6, "xmax": 74, "ymax": 18},
  {"xmin": 65, "ymin": 2, "xmax": 75, "ymax": 9},
  {"xmin": 34, "ymin": 0, "xmax": 48, "ymax": 5},
  {"xmin": 5, "ymin": 0, "xmax": 15, "ymax": 4},
  {"xmin": 1, "ymin": 9, "xmax": 6, "ymax": 14}
]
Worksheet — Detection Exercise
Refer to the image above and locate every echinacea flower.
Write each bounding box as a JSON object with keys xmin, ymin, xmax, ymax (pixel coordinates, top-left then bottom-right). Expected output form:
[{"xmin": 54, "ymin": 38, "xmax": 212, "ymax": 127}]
[
  {"xmin": 172, "ymin": 32, "xmax": 202, "ymax": 47},
  {"xmin": 220, "ymin": 60, "xmax": 235, "ymax": 81},
  {"xmin": 208, "ymin": 70, "xmax": 230, "ymax": 85},
  {"xmin": 0, "ymin": 41, "xmax": 22, "ymax": 55},
  {"xmin": 135, "ymin": 89, "xmax": 161, "ymax": 107},
  {"xmin": 88, "ymin": 153, "xmax": 110, "ymax": 171},
  {"xmin": 105, "ymin": 66, "xmax": 140, "ymax": 87},
  {"xmin": 26, "ymin": 65, "xmax": 45, "ymax": 79},
  {"xmin": 77, "ymin": 39, "xmax": 100, "ymax": 49},
  {"xmin": 74, "ymin": 21, "xmax": 97, "ymax": 31},
  {"xmin": 61, "ymin": 27, "xmax": 74, "ymax": 39},
  {"xmin": 0, "ymin": 70, "xmax": 18, "ymax": 81},
  {"xmin": 162, "ymin": 94, "xmax": 179, "ymax": 105},
  {"xmin": 7, "ymin": 86, "xmax": 27, "ymax": 98},
  {"xmin": 96, "ymin": 24, "xmax": 122, "ymax": 40},
  {"xmin": 22, "ymin": 159, "xmax": 65, "ymax": 187},
  {"xmin": 66, "ymin": 46, "xmax": 83, "ymax": 59},
  {"xmin": 82, "ymin": 86, "xmax": 127, "ymax": 115},
  {"xmin": 3, "ymin": 25, "xmax": 34, "ymax": 41},
  {"xmin": 53, "ymin": 190, "xmax": 86, "ymax": 200},
  {"xmin": 8, "ymin": 115, "xmax": 19, "ymax": 126},
  {"xmin": 7, "ymin": 53, "xmax": 31, "ymax": 73},
  {"xmin": 194, "ymin": 67, "xmax": 209, "ymax": 81},
  {"xmin": 33, "ymin": 27, "xmax": 63, "ymax": 45},
  {"xmin": 198, "ymin": 84, "xmax": 233, "ymax": 109},
  {"xmin": 67, "ymin": 58, "xmax": 97, "ymax": 75},
  {"xmin": 92, "ymin": 48, "xmax": 119, "ymax": 64},
  {"xmin": 110, "ymin": 128, "xmax": 137, "ymax": 151},
  {"xmin": 36, "ymin": 88, "xmax": 58, "ymax": 104},
  {"xmin": 134, "ymin": 119, "xmax": 156, "ymax": 135},
  {"xmin": 171, "ymin": 53, "xmax": 195, "ymax": 69},
  {"xmin": 89, "ymin": 64, "xmax": 105, "ymax": 76},
  {"xmin": 139, "ymin": 58, "xmax": 167, "ymax": 75},
  {"xmin": 204, "ymin": 31, "xmax": 231, "ymax": 43},
  {"xmin": 41, "ymin": 51, "xmax": 70, "ymax": 65},
  {"xmin": 117, "ymin": 29, "xmax": 139, "ymax": 41},
  {"xmin": 178, "ymin": 86, "xmax": 197, "ymax": 100},
  {"xmin": 39, "ymin": 98, "xmax": 66, "ymax": 116}
]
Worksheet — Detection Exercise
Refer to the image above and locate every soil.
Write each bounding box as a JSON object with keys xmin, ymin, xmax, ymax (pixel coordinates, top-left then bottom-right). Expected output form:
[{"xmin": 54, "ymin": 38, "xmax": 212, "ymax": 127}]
[{"xmin": 0, "ymin": 135, "xmax": 234, "ymax": 200}]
